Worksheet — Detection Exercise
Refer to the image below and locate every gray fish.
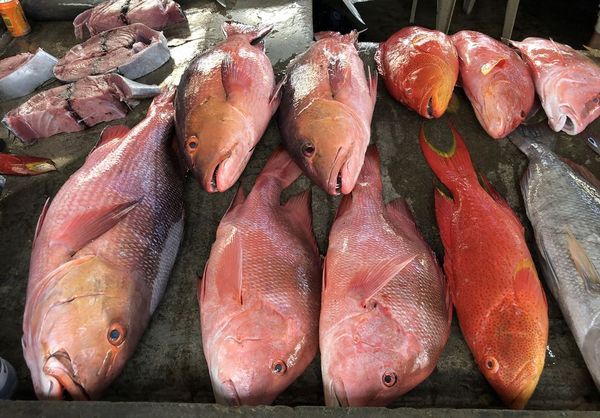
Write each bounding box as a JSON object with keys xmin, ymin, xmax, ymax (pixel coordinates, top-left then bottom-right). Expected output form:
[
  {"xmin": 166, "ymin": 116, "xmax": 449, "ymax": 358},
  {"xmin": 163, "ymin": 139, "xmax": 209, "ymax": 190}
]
[
  {"xmin": 510, "ymin": 124, "xmax": 600, "ymax": 390},
  {"xmin": 0, "ymin": 48, "xmax": 57, "ymax": 102}
]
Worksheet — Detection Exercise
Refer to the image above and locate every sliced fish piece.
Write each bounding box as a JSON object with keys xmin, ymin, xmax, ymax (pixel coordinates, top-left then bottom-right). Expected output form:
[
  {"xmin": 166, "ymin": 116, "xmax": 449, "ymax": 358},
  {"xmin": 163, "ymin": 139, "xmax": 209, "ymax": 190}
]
[{"xmin": 0, "ymin": 48, "xmax": 58, "ymax": 101}]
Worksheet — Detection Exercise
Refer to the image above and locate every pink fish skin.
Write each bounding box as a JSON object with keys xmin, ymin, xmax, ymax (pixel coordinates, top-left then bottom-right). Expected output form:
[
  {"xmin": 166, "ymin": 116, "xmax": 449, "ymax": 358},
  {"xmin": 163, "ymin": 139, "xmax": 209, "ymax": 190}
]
[
  {"xmin": 320, "ymin": 146, "xmax": 452, "ymax": 407},
  {"xmin": 22, "ymin": 89, "xmax": 184, "ymax": 400},
  {"xmin": 199, "ymin": 148, "xmax": 321, "ymax": 406},
  {"xmin": 510, "ymin": 37, "xmax": 600, "ymax": 135},
  {"xmin": 450, "ymin": 31, "xmax": 534, "ymax": 139},
  {"xmin": 279, "ymin": 31, "xmax": 377, "ymax": 196}
]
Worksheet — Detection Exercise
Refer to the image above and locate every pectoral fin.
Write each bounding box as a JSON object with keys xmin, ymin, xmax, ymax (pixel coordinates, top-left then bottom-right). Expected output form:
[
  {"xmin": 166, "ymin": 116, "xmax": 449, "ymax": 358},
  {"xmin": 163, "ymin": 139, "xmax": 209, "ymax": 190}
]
[{"xmin": 566, "ymin": 229, "xmax": 600, "ymax": 293}]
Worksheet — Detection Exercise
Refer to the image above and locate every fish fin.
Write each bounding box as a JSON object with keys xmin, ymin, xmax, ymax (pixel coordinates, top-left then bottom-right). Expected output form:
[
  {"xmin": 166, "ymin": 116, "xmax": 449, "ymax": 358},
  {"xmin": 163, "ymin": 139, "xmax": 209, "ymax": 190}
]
[
  {"xmin": 322, "ymin": 255, "xmax": 328, "ymax": 294},
  {"xmin": 508, "ymin": 123, "xmax": 556, "ymax": 156},
  {"xmin": 351, "ymin": 254, "xmax": 417, "ymax": 307},
  {"xmin": 480, "ymin": 58, "xmax": 506, "ymax": 75},
  {"xmin": 215, "ymin": 230, "xmax": 244, "ymax": 305},
  {"xmin": 256, "ymin": 147, "xmax": 302, "ymax": 190},
  {"xmin": 342, "ymin": 0, "xmax": 366, "ymax": 24},
  {"xmin": 93, "ymin": 125, "xmax": 130, "ymax": 152},
  {"xmin": 269, "ymin": 78, "xmax": 284, "ymax": 113},
  {"xmin": 443, "ymin": 254, "xmax": 457, "ymax": 306},
  {"xmin": 356, "ymin": 144, "xmax": 382, "ymax": 189},
  {"xmin": 225, "ymin": 185, "xmax": 246, "ymax": 217},
  {"xmin": 385, "ymin": 198, "xmax": 420, "ymax": 238},
  {"xmin": 566, "ymin": 229, "xmax": 600, "ymax": 293},
  {"xmin": 335, "ymin": 194, "xmax": 353, "ymax": 220},
  {"xmin": 199, "ymin": 262, "xmax": 209, "ymax": 304},
  {"xmin": 513, "ymin": 258, "xmax": 548, "ymax": 313},
  {"xmin": 367, "ymin": 64, "xmax": 378, "ymax": 106},
  {"xmin": 419, "ymin": 124, "xmax": 478, "ymax": 194},
  {"xmin": 374, "ymin": 44, "xmax": 384, "ymax": 76},
  {"xmin": 33, "ymin": 197, "xmax": 51, "ymax": 248},
  {"xmin": 560, "ymin": 158, "xmax": 600, "ymax": 191},
  {"xmin": 283, "ymin": 188, "xmax": 312, "ymax": 228},
  {"xmin": 221, "ymin": 21, "xmax": 273, "ymax": 49},
  {"xmin": 478, "ymin": 172, "xmax": 524, "ymax": 233},
  {"xmin": 434, "ymin": 187, "xmax": 455, "ymax": 251},
  {"xmin": 221, "ymin": 55, "xmax": 253, "ymax": 102},
  {"xmin": 315, "ymin": 30, "xmax": 359, "ymax": 45},
  {"xmin": 52, "ymin": 199, "xmax": 141, "ymax": 254}
]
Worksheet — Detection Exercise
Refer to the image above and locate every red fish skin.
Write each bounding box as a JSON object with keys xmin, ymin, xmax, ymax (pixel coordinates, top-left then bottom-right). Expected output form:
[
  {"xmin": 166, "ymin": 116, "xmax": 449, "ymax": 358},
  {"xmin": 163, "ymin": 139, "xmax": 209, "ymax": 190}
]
[
  {"xmin": 320, "ymin": 145, "xmax": 451, "ymax": 407},
  {"xmin": 510, "ymin": 37, "xmax": 600, "ymax": 135},
  {"xmin": 279, "ymin": 31, "xmax": 377, "ymax": 196},
  {"xmin": 0, "ymin": 153, "xmax": 56, "ymax": 176},
  {"xmin": 175, "ymin": 22, "xmax": 279, "ymax": 193},
  {"xmin": 450, "ymin": 31, "xmax": 534, "ymax": 139},
  {"xmin": 419, "ymin": 125, "xmax": 548, "ymax": 409},
  {"xmin": 375, "ymin": 26, "xmax": 458, "ymax": 119},
  {"xmin": 199, "ymin": 148, "xmax": 321, "ymax": 406}
]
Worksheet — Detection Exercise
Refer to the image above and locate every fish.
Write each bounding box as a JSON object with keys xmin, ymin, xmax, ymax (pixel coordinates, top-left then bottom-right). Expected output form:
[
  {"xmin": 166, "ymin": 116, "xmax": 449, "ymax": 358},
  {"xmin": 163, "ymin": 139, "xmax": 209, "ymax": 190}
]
[
  {"xmin": 22, "ymin": 88, "xmax": 184, "ymax": 400},
  {"xmin": 0, "ymin": 48, "xmax": 58, "ymax": 102},
  {"xmin": 342, "ymin": 0, "xmax": 372, "ymax": 25},
  {"xmin": 450, "ymin": 31, "xmax": 534, "ymax": 139},
  {"xmin": 375, "ymin": 26, "xmax": 458, "ymax": 119},
  {"xmin": 0, "ymin": 153, "xmax": 56, "ymax": 176},
  {"xmin": 510, "ymin": 37, "xmax": 600, "ymax": 135},
  {"xmin": 175, "ymin": 22, "xmax": 279, "ymax": 193},
  {"xmin": 54, "ymin": 23, "xmax": 170, "ymax": 82},
  {"xmin": 419, "ymin": 125, "xmax": 549, "ymax": 409},
  {"xmin": 509, "ymin": 123, "xmax": 600, "ymax": 390},
  {"xmin": 3, "ymin": 74, "xmax": 160, "ymax": 143},
  {"xmin": 320, "ymin": 145, "xmax": 452, "ymax": 407},
  {"xmin": 74, "ymin": 0, "xmax": 187, "ymax": 39},
  {"xmin": 21, "ymin": 0, "xmax": 102, "ymax": 21},
  {"xmin": 199, "ymin": 148, "xmax": 321, "ymax": 406},
  {"xmin": 279, "ymin": 30, "xmax": 377, "ymax": 196}
]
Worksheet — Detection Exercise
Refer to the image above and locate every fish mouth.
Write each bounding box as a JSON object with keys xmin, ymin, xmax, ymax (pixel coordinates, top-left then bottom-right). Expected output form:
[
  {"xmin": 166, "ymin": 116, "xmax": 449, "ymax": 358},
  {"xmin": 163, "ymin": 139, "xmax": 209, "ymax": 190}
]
[
  {"xmin": 43, "ymin": 351, "xmax": 91, "ymax": 400},
  {"xmin": 214, "ymin": 378, "xmax": 241, "ymax": 406},
  {"xmin": 202, "ymin": 152, "xmax": 232, "ymax": 193},
  {"xmin": 503, "ymin": 361, "xmax": 541, "ymax": 409},
  {"xmin": 326, "ymin": 147, "xmax": 349, "ymax": 196},
  {"xmin": 326, "ymin": 377, "xmax": 349, "ymax": 407}
]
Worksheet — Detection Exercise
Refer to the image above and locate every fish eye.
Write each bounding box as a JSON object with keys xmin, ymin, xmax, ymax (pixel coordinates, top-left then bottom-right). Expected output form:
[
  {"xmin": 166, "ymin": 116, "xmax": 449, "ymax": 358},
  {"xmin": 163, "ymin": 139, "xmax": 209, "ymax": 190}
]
[
  {"xmin": 520, "ymin": 110, "xmax": 526, "ymax": 118},
  {"xmin": 301, "ymin": 141, "xmax": 315, "ymax": 157},
  {"xmin": 271, "ymin": 360, "xmax": 287, "ymax": 375},
  {"xmin": 107, "ymin": 323, "xmax": 127, "ymax": 346},
  {"xmin": 484, "ymin": 356, "xmax": 499, "ymax": 373},
  {"xmin": 382, "ymin": 370, "xmax": 397, "ymax": 387},
  {"xmin": 187, "ymin": 135, "xmax": 199, "ymax": 150}
]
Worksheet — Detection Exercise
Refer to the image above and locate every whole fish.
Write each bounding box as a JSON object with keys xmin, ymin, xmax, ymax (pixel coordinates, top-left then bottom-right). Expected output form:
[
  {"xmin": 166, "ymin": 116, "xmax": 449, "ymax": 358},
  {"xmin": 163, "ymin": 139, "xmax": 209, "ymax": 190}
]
[
  {"xmin": 510, "ymin": 124, "xmax": 600, "ymax": 390},
  {"xmin": 375, "ymin": 26, "xmax": 458, "ymax": 119},
  {"xmin": 419, "ymin": 125, "xmax": 548, "ymax": 409},
  {"xmin": 320, "ymin": 145, "xmax": 451, "ymax": 407},
  {"xmin": 175, "ymin": 22, "xmax": 279, "ymax": 193},
  {"xmin": 279, "ymin": 30, "xmax": 377, "ymax": 196},
  {"xmin": 0, "ymin": 48, "xmax": 57, "ymax": 102},
  {"xmin": 199, "ymin": 148, "xmax": 321, "ymax": 406},
  {"xmin": 0, "ymin": 153, "xmax": 56, "ymax": 176},
  {"xmin": 450, "ymin": 31, "xmax": 534, "ymax": 139},
  {"xmin": 22, "ymin": 89, "xmax": 184, "ymax": 400},
  {"xmin": 510, "ymin": 37, "xmax": 600, "ymax": 135}
]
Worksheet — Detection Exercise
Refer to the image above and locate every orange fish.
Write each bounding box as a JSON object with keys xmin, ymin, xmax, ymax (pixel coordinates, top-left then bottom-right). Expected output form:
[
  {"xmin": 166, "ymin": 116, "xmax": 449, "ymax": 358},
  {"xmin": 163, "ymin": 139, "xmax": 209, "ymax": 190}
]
[
  {"xmin": 419, "ymin": 125, "xmax": 548, "ymax": 409},
  {"xmin": 375, "ymin": 26, "xmax": 458, "ymax": 118}
]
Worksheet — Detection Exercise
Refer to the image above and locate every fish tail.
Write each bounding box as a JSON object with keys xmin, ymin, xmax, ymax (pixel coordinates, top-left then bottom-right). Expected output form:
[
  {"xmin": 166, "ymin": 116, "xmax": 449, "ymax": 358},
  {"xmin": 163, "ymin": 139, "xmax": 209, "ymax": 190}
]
[
  {"xmin": 257, "ymin": 146, "xmax": 302, "ymax": 190},
  {"xmin": 508, "ymin": 123, "xmax": 556, "ymax": 158},
  {"xmin": 221, "ymin": 21, "xmax": 273, "ymax": 47},
  {"xmin": 356, "ymin": 144, "xmax": 382, "ymax": 190},
  {"xmin": 419, "ymin": 124, "xmax": 478, "ymax": 194}
]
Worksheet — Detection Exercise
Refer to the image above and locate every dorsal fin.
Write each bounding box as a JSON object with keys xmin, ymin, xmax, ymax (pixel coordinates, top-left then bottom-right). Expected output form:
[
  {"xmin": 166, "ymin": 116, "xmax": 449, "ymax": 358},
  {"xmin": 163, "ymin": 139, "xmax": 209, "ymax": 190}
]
[
  {"xmin": 478, "ymin": 172, "xmax": 523, "ymax": 233},
  {"xmin": 33, "ymin": 197, "xmax": 51, "ymax": 248},
  {"xmin": 283, "ymin": 188, "xmax": 318, "ymax": 255},
  {"xmin": 90, "ymin": 125, "xmax": 130, "ymax": 155}
]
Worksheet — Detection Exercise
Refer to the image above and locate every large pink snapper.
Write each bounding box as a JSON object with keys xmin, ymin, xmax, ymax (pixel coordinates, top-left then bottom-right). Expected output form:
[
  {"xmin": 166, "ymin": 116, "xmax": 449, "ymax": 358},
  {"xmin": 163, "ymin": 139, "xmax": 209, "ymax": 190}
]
[
  {"xmin": 22, "ymin": 90, "xmax": 184, "ymax": 400},
  {"xmin": 199, "ymin": 148, "xmax": 321, "ymax": 405},
  {"xmin": 320, "ymin": 146, "xmax": 452, "ymax": 406},
  {"xmin": 510, "ymin": 37, "xmax": 600, "ymax": 135}
]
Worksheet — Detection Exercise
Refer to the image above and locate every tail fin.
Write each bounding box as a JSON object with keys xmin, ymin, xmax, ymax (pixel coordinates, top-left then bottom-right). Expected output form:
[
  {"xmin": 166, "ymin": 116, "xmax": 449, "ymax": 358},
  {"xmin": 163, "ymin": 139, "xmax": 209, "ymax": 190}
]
[
  {"xmin": 508, "ymin": 123, "xmax": 555, "ymax": 158},
  {"xmin": 222, "ymin": 21, "xmax": 273, "ymax": 48},
  {"xmin": 314, "ymin": 30, "xmax": 359, "ymax": 47},
  {"xmin": 419, "ymin": 124, "xmax": 478, "ymax": 195},
  {"xmin": 257, "ymin": 147, "xmax": 302, "ymax": 190}
]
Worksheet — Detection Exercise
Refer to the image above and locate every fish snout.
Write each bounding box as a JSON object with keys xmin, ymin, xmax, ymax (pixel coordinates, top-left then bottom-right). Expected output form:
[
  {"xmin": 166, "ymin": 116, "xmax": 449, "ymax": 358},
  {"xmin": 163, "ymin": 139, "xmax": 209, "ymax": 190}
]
[
  {"xmin": 213, "ymin": 378, "xmax": 241, "ymax": 406},
  {"xmin": 42, "ymin": 352, "xmax": 90, "ymax": 400},
  {"xmin": 325, "ymin": 377, "xmax": 349, "ymax": 407},
  {"xmin": 185, "ymin": 138, "xmax": 239, "ymax": 193},
  {"xmin": 503, "ymin": 360, "xmax": 541, "ymax": 409},
  {"xmin": 325, "ymin": 146, "xmax": 357, "ymax": 196}
]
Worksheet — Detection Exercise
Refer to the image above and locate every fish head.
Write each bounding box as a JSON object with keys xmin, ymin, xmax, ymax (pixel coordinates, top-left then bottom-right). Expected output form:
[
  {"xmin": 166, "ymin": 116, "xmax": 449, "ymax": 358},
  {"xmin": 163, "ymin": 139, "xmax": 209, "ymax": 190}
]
[
  {"xmin": 182, "ymin": 98, "xmax": 252, "ymax": 193},
  {"xmin": 207, "ymin": 306, "xmax": 315, "ymax": 405},
  {"xmin": 291, "ymin": 99, "xmax": 367, "ymax": 195},
  {"xmin": 24, "ymin": 256, "xmax": 148, "ymax": 400},
  {"xmin": 321, "ymin": 307, "xmax": 423, "ymax": 406}
]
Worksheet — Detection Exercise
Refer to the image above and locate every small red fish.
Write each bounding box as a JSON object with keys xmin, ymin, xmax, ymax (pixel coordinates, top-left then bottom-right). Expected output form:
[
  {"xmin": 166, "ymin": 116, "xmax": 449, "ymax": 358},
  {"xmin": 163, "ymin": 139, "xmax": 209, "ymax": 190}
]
[
  {"xmin": 375, "ymin": 26, "xmax": 458, "ymax": 118},
  {"xmin": 0, "ymin": 153, "xmax": 56, "ymax": 176},
  {"xmin": 419, "ymin": 125, "xmax": 548, "ymax": 409}
]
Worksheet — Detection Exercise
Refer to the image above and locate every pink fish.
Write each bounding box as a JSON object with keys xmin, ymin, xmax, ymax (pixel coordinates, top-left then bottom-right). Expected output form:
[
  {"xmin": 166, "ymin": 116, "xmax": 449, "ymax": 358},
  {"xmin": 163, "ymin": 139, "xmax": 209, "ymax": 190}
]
[
  {"xmin": 451, "ymin": 31, "xmax": 534, "ymax": 139},
  {"xmin": 199, "ymin": 148, "xmax": 321, "ymax": 405},
  {"xmin": 510, "ymin": 37, "xmax": 600, "ymax": 135},
  {"xmin": 320, "ymin": 145, "xmax": 452, "ymax": 406}
]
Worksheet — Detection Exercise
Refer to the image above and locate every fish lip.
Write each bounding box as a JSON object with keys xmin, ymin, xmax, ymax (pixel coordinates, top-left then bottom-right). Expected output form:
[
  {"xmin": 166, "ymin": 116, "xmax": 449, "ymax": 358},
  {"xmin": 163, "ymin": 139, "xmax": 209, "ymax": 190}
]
[
  {"xmin": 215, "ymin": 378, "xmax": 241, "ymax": 406},
  {"xmin": 43, "ymin": 352, "xmax": 91, "ymax": 401},
  {"xmin": 326, "ymin": 146, "xmax": 347, "ymax": 196},
  {"xmin": 203, "ymin": 151, "xmax": 232, "ymax": 193},
  {"xmin": 503, "ymin": 361, "xmax": 540, "ymax": 409},
  {"xmin": 328, "ymin": 377, "xmax": 349, "ymax": 407}
]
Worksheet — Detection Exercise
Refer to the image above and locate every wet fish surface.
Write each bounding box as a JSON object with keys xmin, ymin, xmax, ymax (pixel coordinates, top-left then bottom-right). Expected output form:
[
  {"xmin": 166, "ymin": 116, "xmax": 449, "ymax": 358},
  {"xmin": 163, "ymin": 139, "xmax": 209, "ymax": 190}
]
[
  {"xmin": 450, "ymin": 31, "xmax": 534, "ymax": 139},
  {"xmin": 510, "ymin": 124, "xmax": 600, "ymax": 390},
  {"xmin": 320, "ymin": 145, "xmax": 451, "ymax": 407},
  {"xmin": 510, "ymin": 37, "xmax": 600, "ymax": 135},
  {"xmin": 175, "ymin": 22, "xmax": 279, "ymax": 193},
  {"xmin": 54, "ymin": 23, "xmax": 170, "ymax": 82},
  {"xmin": 375, "ymin": 26, "xmax": 458, "ymax": 119},
  {"xmin": 3, "ymin": 74, "xmax": 160, "ymax": 143},
  {"xmin": 420, "ymin": 125, "xmax": 549, "ymax": 409},
  {"xmin": 199, "ymin": 148, "xmax": 321, "ymax": 406},
  {"xmin": 0, "ymin": 49, "xmax": 58, "ymax": 102},
  {"xmin": 74, "ymin": 0, "xmax": 187, "ymax": 39},
  {"xmin": 22, "ymin": 89, "xmax": 184, "ymax": 400},
  {"xmin": 279, "ymin": 30, "xmax": 377, "ymax": 196}
]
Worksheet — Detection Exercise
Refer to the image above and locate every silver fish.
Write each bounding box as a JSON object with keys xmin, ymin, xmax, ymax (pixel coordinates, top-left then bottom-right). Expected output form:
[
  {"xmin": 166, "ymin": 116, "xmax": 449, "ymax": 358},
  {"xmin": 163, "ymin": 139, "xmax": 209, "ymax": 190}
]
[
  {"xmin": 0, "ymin": 48, "xmax": 58, "ymax": 101},
  {"xmin": 510, "ymin": 124, "xmax": 600, "ymax": 390}
]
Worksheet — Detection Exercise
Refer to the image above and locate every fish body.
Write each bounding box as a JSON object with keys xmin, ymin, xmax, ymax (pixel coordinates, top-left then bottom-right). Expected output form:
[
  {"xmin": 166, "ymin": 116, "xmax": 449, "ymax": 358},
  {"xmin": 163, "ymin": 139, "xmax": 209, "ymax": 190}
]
[
  {"xmin": 510, "ymin": 37, "xmax": 600, "ymax": 135},
  {"xmin": 375, "ymin": 26, "xmax": 458, "ymax": 119},
  {"xmin": 450, "ymin": 31, "xmax": 534, "ymax": 139},
  {"xmin": 279, "ymin": 30, "xmax": 377, "ymax": 196},
  {"xmin": 0, "ymin": 49, "xmax": 57, "ymax": 102},
  {"xmin": 22, "ymin": 90, "xmax": 184, "ymax": 400},
  {"xmin": 0, "ymin": 153, "xmax": 56, "ymax": 176},
  {"xmin": 511, "ymin": 125, "xmax": 600, "ymax": 389},
  {"xmin": 199, "ymin": 148, "xmax": 321, "ymax": 406},
  {"xmin": 54, "ymin": 23, "xmax": 170, "ymax": 82},
  {"xmin": 175, "ymin": 22, "xmax": 278, "ymax": 193},
  {"xmin": 419, "ymin": 126, "xmax": 548, "ymax": 409},
  {"xmin": 320, "ymin": 146, "xmax": 451, "ymax": 407}
]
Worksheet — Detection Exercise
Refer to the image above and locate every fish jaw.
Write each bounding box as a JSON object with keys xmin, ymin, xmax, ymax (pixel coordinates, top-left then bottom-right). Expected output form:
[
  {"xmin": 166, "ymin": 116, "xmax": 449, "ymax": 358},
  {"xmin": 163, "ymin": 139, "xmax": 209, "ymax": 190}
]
[{"xmin": 476, "ymin": 81, "xmax": 527, "ymax": 139}]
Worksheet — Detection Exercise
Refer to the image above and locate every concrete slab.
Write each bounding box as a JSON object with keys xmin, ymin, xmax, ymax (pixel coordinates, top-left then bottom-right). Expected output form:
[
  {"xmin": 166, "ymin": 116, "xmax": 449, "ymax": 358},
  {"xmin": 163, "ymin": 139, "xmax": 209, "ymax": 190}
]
[{"xmin": 0, "ymin": 1, "xmax": 600, "ymax": 414}]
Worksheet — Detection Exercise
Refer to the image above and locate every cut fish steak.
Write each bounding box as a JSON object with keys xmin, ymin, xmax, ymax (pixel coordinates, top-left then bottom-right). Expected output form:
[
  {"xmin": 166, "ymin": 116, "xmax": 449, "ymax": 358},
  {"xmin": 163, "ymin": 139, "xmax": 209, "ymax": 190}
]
[{"xmin": 0, "ymin": 49, "xmax": 58, "ymax": 102}]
